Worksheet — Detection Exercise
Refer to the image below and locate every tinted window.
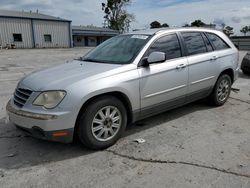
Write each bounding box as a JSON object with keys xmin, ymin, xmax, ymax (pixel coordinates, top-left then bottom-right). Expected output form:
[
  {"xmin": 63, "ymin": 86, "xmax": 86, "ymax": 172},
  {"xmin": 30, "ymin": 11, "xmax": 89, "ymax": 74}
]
[
  {"xmin": 206, "ymin": 33, "xmax": 229, "ymax": 50},
  {"xmin": 182, "ymin": 32, "xmax": 207, "ymax": 55},
  {"xmin": 13, "ymin": 34, "xmax": 22, "ymax": 42},
  {"xmin": 202, "ymin": 33, "xmax": 213, "ymax": 52},
  {"xmin": 147, "ymin": 34, "xmax": 182, "ymax": 60},
  {"xmin": 44, "ymin": 34, "xmax": 52, "ymax": 42}
]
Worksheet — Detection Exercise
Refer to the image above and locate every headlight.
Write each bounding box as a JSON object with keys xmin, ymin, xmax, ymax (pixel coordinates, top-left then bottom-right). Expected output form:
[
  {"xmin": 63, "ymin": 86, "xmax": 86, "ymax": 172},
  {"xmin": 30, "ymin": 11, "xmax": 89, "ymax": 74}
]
[{"xmin": 33, "ymin": 91, "xmax": 66, "ymax": 109}]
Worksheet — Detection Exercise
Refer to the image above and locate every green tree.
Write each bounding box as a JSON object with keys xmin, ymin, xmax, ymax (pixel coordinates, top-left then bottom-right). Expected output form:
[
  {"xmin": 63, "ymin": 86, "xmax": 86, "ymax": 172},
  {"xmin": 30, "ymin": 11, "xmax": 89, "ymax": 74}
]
[
  {"xmin": 161, "ymin": 23, "xmax": 169, "ymax": 28},
  {"xmin": 223, "ymin": 26, "xmax": 234, "ymax": 37},
  {"xmin": 102, "ymin": 0, "xmax": 135, "ymax": 33},
  {"xmin": 150, "ymin": 21, "xmax": 161, "ymax": 28},
  {"xmin": 240, "ymin": 26, "xmax": 249, "ymax": 36},
  {"xmin": 191, "ymin": 20, "xmax": 205, "ymax": 27}
]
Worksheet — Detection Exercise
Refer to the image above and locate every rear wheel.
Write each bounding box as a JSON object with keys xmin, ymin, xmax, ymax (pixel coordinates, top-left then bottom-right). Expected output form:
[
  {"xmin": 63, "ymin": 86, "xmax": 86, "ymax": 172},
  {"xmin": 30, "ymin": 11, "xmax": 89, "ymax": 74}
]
[
  {"xmin": 208, "ymin": 74, "xmax": 232, "ymax": 106},
  {"xmin": 77, "ymin": 96, "xmax": 127, "ymax": 150}
]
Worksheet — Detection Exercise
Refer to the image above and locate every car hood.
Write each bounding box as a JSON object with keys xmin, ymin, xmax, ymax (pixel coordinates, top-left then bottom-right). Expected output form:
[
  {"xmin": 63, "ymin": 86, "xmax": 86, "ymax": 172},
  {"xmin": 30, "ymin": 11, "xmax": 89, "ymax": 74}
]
[{"xmin": 20, "ymin": 60, "xmax": 125, "ymax": 91}]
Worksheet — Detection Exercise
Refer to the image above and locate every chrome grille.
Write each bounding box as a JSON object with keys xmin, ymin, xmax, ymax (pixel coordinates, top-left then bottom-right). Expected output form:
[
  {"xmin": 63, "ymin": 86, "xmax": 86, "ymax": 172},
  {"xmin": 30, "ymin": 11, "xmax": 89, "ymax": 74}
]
[{"xmin": 13, "ymin": 88, "xmax": 33, "ymax": 108}]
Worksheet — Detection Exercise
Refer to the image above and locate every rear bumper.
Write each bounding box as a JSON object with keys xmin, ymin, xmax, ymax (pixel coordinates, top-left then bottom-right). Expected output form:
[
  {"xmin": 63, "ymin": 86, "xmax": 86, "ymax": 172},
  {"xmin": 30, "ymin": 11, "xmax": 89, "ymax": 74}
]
[{"xmin": 6, "ymin": 100, "xmax": 74, "ymax": 143}]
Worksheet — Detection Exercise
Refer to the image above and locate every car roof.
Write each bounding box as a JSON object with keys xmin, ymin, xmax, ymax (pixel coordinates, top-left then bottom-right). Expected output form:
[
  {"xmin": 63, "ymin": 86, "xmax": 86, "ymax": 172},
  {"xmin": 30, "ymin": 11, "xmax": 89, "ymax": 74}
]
[{"xmin": 127, "ymin": 27, "xmax": 221, "ymax": 36}]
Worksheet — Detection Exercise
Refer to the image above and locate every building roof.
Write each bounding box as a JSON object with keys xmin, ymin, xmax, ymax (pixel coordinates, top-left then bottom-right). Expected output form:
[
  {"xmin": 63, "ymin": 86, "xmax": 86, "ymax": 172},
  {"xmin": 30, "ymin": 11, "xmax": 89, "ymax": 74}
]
[
  {"xmin": 72, "ymin": 26, "xmax": 119, "ymax": 36},
  {"xmin": 0, "ymin": 9, "xmax": 70, "ymax": 22}
]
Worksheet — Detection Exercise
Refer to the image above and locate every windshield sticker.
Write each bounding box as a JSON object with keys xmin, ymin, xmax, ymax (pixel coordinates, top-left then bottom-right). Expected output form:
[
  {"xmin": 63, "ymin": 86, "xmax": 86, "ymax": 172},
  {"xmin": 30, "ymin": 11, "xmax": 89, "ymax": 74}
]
[{"xmin": 131, "ymin": 35, "xmax": 149, "ymax": 40}]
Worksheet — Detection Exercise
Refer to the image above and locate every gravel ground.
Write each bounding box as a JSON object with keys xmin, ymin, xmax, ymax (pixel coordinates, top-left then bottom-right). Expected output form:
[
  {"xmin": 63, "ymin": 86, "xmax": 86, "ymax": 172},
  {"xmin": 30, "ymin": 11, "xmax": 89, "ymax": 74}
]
[{"xmin": 0, "ymin": 48, "xmax": 249, "ymax": 188}]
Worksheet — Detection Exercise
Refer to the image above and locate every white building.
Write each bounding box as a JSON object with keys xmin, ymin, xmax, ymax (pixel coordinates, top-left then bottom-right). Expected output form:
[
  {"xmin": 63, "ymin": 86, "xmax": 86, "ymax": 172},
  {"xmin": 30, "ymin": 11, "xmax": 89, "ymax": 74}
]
[
  {"xmin": 0, "ymin": 10, "xmax": 72, "ymax": 48},
  {"xmin": 72, "ymin": 26, "xmax": 119, "ymax": 47}
]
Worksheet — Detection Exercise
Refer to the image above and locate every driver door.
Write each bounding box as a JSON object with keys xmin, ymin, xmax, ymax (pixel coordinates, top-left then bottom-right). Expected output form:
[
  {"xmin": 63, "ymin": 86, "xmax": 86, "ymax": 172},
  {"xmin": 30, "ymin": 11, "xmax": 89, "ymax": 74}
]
[{"xmin": 138, "ymin": 33, "xmax": 189, "ymax": 118}]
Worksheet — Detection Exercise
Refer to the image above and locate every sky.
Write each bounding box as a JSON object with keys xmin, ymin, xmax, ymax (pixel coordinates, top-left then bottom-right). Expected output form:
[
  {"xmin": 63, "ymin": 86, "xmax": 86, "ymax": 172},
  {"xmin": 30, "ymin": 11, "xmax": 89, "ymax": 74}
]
[{"xmin": 1, "ymin": 0, "xmax": 250, "ymax": 35}]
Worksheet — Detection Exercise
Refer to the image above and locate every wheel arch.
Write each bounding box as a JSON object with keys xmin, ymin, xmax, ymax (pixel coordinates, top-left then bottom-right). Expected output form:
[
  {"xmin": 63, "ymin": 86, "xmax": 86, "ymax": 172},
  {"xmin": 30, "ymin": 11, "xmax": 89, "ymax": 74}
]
[
  {"xmin": 74, "ymin": 91, "xmax": 134, "ymax": 139},
  {"xmin": 218, "ymin": 68, "xmax": 234, "ymax": 84}
]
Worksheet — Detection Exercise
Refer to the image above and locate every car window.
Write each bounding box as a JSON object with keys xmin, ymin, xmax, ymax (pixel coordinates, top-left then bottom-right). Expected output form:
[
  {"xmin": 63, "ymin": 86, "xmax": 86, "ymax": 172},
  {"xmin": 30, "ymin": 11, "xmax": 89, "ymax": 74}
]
[
  {"xmin": 206, "ymin": 33, "xmax": 230, "ymax": 50},
  {"xmin": 201, "ymin": 33, "xmax": 213, "ymax": 52},
  {"xmin": 83, "ymin": 34, "xmax": 150, "ymax": 64},
  {"xmin": 146, "ymin": 34, "xmax": 182, "ymax": 61},
  {"xmin": 182, "ymin": 32, "xmax": 207, "ymax": 55}
]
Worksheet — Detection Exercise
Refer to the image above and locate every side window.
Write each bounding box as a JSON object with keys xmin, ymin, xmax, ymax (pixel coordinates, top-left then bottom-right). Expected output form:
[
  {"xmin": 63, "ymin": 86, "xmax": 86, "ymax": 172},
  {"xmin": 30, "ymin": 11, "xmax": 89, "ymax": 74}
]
[
  {"xmin": 13, "ymin": 34, "xmax": 22, "ymax": 42},
  {"xmin": 201, "ymin": 33, "xmax": 213, "ymax": 52},
  {"xmin": 182, "ymin": 32, "xmax": 207, "ymax": 55},
  {"xmin": 206, "ymin": 33, "xmax": 230, "ymax": 50},
  {"xmin": 146, "ymin": 34, "xmax": 182, "ymax": 61},
  {"xmin": 44, "ymin": 34, "xmax": 52, "ymax": 42}
]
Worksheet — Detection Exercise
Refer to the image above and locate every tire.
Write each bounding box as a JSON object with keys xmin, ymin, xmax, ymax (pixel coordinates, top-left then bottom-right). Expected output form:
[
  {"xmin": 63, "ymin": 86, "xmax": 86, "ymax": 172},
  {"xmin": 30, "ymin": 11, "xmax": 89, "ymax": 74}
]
[
  {"xmin": 242, "ymin": 69, "xmax": 250, "ymax": 75},
  {"xmin": 77, "ymin": 96, "xmax": 127, "ymax": 150},
  {"xmin": 208, "ymin": 74, "xmax": 232, "ymax": 106}
]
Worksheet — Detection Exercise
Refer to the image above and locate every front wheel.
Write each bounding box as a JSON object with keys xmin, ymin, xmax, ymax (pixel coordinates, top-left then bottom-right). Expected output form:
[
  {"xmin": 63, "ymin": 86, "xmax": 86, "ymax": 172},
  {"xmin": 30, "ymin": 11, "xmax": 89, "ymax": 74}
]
[
  {"xmin": 208, "ymin": 74, "xmax": 232, "ymax": 106},
  {"xmin": 77, "ymin": 96, "xmax": 127, "ymax": 150}
]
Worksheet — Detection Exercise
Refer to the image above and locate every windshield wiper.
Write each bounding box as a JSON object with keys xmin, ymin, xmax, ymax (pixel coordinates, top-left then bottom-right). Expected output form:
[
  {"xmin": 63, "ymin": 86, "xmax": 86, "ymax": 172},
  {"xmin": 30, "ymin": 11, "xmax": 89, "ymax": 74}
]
[{"xmin": 81, "ymin": 58, "xmax": 105, "ymax": 63}]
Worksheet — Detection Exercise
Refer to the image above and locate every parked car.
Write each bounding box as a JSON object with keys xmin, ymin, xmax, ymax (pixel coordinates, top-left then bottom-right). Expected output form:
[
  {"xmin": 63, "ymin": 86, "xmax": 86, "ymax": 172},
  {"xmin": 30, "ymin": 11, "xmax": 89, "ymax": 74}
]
[
  {"xmin": 6, "ymin": 28, "xmax": 239, "ymax": 149},
  {"xmin": 241, "ymin": 52, "xmax": 250, "ymax": 74}
]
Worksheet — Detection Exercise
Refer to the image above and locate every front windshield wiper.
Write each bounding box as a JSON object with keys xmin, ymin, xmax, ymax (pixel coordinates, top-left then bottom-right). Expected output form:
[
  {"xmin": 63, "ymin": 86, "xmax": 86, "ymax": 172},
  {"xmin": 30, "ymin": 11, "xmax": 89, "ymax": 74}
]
[
  {"xmin": 79, "ymin": 57, "xmax": 104, "ymax": 63},
  {"xmin": 78, "ymin": 57, "xmax": 126, "ymax": 64}
]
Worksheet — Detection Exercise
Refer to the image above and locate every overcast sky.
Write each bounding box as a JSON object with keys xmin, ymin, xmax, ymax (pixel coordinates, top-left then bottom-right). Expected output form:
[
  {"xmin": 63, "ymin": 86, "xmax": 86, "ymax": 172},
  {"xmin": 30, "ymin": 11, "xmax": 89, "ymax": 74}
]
[{"xmin": 1, "ymin": 0, "xmax": 250, "ymax": 35}]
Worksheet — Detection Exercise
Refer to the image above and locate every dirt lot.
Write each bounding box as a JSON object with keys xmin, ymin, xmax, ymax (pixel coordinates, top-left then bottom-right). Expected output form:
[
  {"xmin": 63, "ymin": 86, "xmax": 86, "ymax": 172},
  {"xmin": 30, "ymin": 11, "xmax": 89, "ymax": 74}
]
[{"xmin": 0, "ymin": 48, "xmax": 250, "ymax": 188}]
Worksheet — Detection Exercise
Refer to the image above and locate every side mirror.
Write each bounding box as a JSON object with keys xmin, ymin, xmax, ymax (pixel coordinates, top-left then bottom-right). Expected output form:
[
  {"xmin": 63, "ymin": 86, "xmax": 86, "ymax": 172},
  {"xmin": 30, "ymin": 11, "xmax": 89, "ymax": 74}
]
[
  {"xmin": 139, "ymin": 57, "xmax": 150, "ymax": 67},
  {"xmin": 147, "ymin": 52, "xmax": 166, "ymax": 64}
]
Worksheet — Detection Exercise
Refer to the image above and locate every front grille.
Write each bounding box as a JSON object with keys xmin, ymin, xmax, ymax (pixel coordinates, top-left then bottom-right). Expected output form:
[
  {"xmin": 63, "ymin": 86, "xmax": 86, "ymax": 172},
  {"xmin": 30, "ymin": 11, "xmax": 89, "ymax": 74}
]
[{"xmin": 13, "ymin": 88, "xmax": 33, "ymax": 108}]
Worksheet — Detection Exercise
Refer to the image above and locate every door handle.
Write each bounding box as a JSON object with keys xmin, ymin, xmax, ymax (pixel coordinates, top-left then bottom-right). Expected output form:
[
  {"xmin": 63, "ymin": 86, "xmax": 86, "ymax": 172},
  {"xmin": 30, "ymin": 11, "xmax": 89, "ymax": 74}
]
[
  {"xmin": 176, "ymin": 64, "xmax": 187, "ymax": 69},
  {"xmin": 210, "ymin": 56, "xmax": 218, "ymax": 61}
]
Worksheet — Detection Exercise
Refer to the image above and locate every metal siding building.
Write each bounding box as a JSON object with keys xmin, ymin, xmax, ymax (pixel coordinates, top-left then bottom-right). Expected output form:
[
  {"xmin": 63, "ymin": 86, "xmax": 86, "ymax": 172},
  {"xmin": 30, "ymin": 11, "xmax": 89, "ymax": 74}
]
[
  {"xmin": 230, "ymin": 36, "xmax": 250, "ymax": 51},
  {"xmin": 33, "ymin": 20, "xmax": 70, "ymax": 48},
  {"xmin": 0, "ymin": 10, "xmax": 72, "ymax": 48},
  {"xmin": 72, "ymin": 26, "xmax": 119, "ymax": 47},
  {"xmin": 0, "ymin": 17, "xmax": 33, "ymax": 48}
]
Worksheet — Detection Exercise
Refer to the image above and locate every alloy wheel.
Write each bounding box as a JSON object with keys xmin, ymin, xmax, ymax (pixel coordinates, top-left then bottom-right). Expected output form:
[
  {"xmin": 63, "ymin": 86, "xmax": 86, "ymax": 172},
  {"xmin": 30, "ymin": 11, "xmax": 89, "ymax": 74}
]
[{"xmin": 91, "ymin": 106, "xmax": 122, "ymax": 142}]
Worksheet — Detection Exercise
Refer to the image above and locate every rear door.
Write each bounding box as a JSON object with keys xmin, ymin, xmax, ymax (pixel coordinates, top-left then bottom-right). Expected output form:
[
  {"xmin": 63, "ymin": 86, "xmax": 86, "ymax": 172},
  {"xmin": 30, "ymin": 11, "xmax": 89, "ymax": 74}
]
[{"xmin": 181, "ymin": 32, "xmax": 217, "ymax": 101}]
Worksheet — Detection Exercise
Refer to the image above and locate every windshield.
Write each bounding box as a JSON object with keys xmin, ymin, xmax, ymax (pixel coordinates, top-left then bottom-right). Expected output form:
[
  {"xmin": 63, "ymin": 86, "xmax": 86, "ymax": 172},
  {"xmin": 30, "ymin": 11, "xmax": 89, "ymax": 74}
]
[{"xmin": 82, "ymin": 34, "xmax": 150, "ymax": 64}]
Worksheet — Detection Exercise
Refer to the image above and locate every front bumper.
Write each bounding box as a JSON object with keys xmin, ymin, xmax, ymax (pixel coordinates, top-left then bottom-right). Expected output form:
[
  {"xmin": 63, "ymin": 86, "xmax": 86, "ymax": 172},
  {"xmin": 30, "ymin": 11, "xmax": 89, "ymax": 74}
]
[{"xmin": 6, "ymin": 100, "xmax": 74, "ymax": 143}]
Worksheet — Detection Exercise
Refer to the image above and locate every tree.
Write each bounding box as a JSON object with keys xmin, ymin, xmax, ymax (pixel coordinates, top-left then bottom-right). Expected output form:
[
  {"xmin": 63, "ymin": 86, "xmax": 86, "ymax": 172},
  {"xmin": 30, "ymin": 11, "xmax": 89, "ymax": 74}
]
[
  {"xmin": 223, "ymin": 26, "xmax": 234, "ymax": 37},
  {"xmin": 221, "ymin": 23, "xmax": 226, "ymax": 29},
  {"xmin": 240, "ymin": 26, "xmax": 249, "ymax": 36},
  {"xmin": 102, "ymin": 0, "xmax": 135, "ymax": 33},
  {"xmin": 183, "ymin": 23, "xmax": 190, "ymax": 27},
  {"xmin": 161, "ymin": 23, "xmax": 169, "ymax": 28},
  {"xmin": 150, "ymin": 21, "xmax": 169, "ymax": 28},
  {"xmin": 150, "ymin": 21, "xmax": 161, "ymax": 28},
  {"xmin": 191, "ymin": 20, "xmax": 205, "ymax": 27}
]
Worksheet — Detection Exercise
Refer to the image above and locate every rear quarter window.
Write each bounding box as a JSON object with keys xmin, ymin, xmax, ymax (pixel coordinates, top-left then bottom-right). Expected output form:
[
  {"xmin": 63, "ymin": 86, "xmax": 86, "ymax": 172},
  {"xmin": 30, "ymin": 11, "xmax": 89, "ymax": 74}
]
[{"xmin": 206, "ymin": 33, "xmax": 230, "ymax": 50}]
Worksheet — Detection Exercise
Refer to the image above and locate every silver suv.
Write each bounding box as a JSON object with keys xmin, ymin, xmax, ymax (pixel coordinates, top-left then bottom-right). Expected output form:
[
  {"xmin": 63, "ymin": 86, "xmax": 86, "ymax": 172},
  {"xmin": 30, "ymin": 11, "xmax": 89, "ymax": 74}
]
[{"xmin": 7, "ymin": 28, "xmax": 239, "ymax": 149}]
